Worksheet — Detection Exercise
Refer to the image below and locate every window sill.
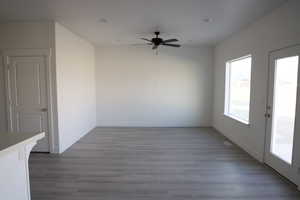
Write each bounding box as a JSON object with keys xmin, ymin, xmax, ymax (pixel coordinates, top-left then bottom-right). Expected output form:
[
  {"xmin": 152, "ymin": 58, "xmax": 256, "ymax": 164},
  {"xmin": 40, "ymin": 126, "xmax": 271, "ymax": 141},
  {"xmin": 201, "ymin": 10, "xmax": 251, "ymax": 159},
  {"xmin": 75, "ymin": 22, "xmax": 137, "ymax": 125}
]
[{"xmin": 223, "ymin": 113, "xmax": 250, "ymax": 127}]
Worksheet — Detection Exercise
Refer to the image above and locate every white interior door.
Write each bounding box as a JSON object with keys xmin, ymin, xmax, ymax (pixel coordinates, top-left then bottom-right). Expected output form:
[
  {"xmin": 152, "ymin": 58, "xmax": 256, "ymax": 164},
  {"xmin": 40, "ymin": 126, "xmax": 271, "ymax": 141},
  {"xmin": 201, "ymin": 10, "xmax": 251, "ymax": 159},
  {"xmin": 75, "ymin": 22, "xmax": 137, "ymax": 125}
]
[
  {"xmin": 4, "ymin": 50, "xmax": 50, "ymax": 152},
  {"xmin": 265, "ymin": 45, "xmax": 300, "ymax": 185}
]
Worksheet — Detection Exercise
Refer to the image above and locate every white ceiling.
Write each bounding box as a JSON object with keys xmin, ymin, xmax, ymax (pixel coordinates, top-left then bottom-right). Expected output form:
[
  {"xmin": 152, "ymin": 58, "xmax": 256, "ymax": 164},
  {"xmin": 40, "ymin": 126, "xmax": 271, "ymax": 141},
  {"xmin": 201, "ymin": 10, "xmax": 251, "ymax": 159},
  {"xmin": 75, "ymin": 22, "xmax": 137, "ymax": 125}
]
[{"xmin": 0, "ymin": 0, "xmax": 288, "ymax": 46}]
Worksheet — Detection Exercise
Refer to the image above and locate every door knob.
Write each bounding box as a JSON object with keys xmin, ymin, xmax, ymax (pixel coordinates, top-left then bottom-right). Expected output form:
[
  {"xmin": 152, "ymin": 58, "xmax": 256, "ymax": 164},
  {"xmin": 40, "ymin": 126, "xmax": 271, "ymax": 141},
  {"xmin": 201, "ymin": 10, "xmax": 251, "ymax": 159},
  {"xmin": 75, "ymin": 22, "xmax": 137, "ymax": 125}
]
[{"xmin": 41, "ymin": 108, "xmax": 48, "ymax": 112}]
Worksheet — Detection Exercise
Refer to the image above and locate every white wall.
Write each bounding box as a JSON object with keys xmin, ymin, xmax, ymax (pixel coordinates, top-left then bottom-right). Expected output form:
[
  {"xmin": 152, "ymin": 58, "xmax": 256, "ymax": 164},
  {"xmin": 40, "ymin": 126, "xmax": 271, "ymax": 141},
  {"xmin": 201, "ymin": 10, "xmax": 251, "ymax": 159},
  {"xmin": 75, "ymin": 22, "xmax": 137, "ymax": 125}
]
[
  {"xmin": 96, "ymin": 46, "xmax": 213, "ymax": 127},
  {"xmin": 213, "ymin": 0, "xmax": 300, "ymax": 184},
  {"xmin": 0, "ymin": 22, "xmax": 53, "ymax": 132},
  {"xmin": 55, "ymin": 22, "xmax": 96, "ymax": 152}
]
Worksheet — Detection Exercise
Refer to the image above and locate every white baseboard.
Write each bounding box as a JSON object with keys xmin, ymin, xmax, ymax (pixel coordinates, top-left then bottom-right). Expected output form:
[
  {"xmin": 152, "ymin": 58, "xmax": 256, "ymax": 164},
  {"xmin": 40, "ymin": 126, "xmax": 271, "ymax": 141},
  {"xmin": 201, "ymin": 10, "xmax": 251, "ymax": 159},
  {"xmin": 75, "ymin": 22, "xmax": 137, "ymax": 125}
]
[
  {"xmin": 59, "ymin": 126, "xmax": 96, "ymax": 153},
  {"xmin": 212, "ymin": 126, "xmax": 263, "ymax": 162}
]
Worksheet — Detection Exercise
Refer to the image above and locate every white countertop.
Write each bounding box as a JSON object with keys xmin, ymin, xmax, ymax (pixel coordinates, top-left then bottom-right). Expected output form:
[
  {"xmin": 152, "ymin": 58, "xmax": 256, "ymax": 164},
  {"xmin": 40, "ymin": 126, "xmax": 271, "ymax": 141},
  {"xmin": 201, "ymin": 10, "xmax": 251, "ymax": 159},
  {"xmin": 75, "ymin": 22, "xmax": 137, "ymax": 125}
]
[{"xmin": 0, "ymin": 132, "xmax": 45, "ymax": 156}]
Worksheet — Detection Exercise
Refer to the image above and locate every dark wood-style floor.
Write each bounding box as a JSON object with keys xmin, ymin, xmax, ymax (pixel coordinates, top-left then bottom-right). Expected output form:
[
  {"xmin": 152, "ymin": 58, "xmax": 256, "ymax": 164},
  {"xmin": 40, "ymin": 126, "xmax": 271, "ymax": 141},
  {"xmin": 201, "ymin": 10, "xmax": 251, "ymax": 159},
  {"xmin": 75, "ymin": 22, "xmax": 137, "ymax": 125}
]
[{"xmin": 29, "ymin": 128, "xmax": 300, "ymax": 200}]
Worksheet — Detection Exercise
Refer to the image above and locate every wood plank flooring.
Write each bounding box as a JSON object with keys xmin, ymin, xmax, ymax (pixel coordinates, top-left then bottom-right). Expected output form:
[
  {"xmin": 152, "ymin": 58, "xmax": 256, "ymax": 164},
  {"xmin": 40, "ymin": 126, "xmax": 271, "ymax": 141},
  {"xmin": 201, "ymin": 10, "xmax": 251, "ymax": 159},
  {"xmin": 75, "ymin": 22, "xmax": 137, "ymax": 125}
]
[{"xmin": 29, "ymin": 128, "xmax": 300, "ymax": 200}]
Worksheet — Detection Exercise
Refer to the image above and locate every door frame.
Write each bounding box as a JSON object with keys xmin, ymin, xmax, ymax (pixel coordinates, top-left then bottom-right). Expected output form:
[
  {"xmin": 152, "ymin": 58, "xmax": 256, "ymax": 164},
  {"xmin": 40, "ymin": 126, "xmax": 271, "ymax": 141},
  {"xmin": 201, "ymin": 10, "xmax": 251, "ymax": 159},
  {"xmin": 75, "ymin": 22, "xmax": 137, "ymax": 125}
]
[
  {"xmin": 264, "ymin": 44, "xmax": 300, "ymax": 187},
  {"xmin": 2, "ymin": 49, "xmax": 56, "ymax": 153}
]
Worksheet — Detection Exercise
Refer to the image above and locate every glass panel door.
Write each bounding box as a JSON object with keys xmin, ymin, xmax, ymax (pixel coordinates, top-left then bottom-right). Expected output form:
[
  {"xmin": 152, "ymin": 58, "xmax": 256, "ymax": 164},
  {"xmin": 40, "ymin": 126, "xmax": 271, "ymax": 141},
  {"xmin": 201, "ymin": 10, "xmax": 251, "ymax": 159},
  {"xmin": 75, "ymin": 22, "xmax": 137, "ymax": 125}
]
[
  {"xmin": 271, "ymin": 56, "xmax": 298, "ymax": 164},
  {"xmin": 265, "ymin": 45, "xmax": 300, "ymax": 185}
]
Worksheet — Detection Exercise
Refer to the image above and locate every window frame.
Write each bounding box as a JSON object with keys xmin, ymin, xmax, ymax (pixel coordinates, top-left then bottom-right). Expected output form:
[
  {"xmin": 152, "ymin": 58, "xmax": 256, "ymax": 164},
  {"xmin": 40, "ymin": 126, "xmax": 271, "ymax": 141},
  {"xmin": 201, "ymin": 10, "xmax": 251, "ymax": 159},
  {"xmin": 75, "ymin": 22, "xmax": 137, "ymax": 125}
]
[{"xmin": 224, "ymin": 54, "xmax": 252, "ymax": 125}]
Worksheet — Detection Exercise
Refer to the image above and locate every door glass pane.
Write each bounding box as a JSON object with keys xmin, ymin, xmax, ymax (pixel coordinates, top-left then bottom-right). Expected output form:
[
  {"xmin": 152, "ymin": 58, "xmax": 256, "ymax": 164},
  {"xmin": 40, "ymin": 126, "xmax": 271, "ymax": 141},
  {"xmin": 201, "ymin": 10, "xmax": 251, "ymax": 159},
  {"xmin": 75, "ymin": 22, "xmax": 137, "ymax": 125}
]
[{"xmin": 271, "ymin": 56, "xmax": 299, "ymax": 164}]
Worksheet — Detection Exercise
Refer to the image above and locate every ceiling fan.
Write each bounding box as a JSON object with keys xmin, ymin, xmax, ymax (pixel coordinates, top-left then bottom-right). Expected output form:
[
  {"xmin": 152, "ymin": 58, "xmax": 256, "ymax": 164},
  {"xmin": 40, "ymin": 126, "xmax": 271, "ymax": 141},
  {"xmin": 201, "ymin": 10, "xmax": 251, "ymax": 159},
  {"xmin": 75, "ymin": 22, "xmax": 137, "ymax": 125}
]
[{"xmin": 140, "ymin": 31, "xmax": 181, "ymax": 50}]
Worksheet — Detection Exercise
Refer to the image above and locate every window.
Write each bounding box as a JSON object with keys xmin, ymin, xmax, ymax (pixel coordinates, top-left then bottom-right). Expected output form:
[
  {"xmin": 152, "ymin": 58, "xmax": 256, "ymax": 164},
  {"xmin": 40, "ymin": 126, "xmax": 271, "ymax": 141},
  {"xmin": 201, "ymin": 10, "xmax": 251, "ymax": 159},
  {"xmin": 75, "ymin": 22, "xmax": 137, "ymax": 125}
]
[
  {"xmin": 270, "ymin": 56, "xmax": 299, "ymax": 164},
  {"xmin": 225, "ymin": 55, "xmax": 252, "ymax": 124}
]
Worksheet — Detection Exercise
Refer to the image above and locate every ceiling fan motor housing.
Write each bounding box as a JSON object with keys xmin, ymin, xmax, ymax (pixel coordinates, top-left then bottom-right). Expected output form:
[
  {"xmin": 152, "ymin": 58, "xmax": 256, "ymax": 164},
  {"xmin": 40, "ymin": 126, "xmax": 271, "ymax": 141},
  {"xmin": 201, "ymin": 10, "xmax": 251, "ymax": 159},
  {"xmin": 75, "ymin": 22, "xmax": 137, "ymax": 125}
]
[{"xmin": 152, "ymin": 38, "xmax": 163, "ymax": 46}]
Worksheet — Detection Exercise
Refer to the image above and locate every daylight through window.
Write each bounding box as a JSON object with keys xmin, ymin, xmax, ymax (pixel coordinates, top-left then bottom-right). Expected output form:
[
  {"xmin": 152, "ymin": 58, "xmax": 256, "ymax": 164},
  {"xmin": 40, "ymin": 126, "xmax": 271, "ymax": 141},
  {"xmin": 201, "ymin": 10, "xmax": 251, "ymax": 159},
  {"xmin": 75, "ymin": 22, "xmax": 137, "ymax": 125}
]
[{"xmin": 225, "ymin": 55, "xmax": 252, "ymax": 124}]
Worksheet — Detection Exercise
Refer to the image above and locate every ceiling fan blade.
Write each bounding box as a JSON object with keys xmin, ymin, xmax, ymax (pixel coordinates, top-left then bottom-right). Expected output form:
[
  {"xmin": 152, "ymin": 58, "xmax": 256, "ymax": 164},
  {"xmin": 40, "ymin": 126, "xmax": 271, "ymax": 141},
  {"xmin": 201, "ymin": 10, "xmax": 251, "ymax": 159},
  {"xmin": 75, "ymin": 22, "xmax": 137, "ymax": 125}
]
[
  {"xmin": 162, "ymin": 43, "xmax": 181, "ymax": 47},
  {"xmin": 131, "ymin": 43, "xmax": 152, "ymax": 46},
  {"xmin": 141, "ymin": 38, "xmax": 152, "ymax": 42},
  {"xmin": 163, "ymin": 39, "xmax": 178, "ymax": 43}
]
